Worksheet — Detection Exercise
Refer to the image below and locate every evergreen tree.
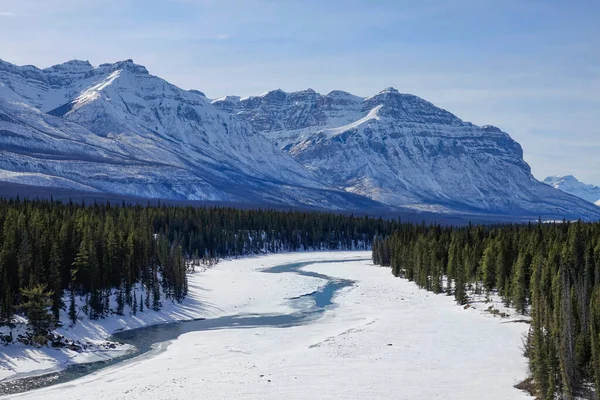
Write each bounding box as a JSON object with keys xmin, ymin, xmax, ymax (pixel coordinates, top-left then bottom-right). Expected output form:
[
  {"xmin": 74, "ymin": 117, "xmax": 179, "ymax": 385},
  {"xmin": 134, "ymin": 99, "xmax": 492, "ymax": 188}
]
[
  {"xmin": 19, "ymin": 284, "xmax": 54, "ymax": 343},
  {"xmin": 17, "ymin": 233, "xmax": 33, "ymax": 291},
  {"xmin": 511, "ymin": 252, "xmax": 531, "ymax": 314},
  {"xmin": 68, "ymin": 289, "xmax": 77, "ymax": 325},
  {"xmin": 48, "ymin": 242, "xmax": 63, "ymax": 322},
  {"xmin": 481, "ymin": 238, "xmax": 497, "ymax": 294}
]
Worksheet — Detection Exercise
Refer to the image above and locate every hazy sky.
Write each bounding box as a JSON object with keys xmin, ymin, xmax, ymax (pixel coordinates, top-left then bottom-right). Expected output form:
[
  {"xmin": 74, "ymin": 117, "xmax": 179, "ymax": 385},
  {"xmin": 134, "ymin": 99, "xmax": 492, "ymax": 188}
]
[{"xmin": 1, "ymin": 0, "xmax": 598, "ymax": 185}]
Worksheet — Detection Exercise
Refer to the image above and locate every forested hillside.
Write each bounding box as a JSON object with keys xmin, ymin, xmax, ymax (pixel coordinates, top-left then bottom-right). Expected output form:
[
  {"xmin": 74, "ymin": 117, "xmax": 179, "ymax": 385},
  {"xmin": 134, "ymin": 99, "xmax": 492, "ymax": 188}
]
[
  {"xmin": 0, "ymin": 199, "xmax": 395, "ymax": 329},
  {"xmin": 373, "ymin": 221, "xmax": 600, "ymax": 399}
]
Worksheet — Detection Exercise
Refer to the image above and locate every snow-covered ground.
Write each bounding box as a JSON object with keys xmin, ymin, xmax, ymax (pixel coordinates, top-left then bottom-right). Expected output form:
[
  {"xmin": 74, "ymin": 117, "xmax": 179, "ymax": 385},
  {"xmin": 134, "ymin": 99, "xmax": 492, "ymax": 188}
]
[
  {"xmin": 2, "ymin": 252, "xmax": 532, "ymax": 399},
  {"xmin": 0, "ymin": 253, "xmax": 329, "ymax": 383}
]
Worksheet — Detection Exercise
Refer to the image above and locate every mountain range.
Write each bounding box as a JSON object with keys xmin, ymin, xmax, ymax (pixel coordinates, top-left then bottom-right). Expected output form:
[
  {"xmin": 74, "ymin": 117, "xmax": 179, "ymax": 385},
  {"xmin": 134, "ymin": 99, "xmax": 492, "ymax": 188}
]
[
  {"xmin": 544, "ymin": 175, "xmax": 600, "ymax": 207},
  {"xmin": 0, "ymin": 58, "xmax": 598, "ymax": 220},
  {"xmin": 0, "ymin": 59, "xmax": 380, "ymax": 211}
]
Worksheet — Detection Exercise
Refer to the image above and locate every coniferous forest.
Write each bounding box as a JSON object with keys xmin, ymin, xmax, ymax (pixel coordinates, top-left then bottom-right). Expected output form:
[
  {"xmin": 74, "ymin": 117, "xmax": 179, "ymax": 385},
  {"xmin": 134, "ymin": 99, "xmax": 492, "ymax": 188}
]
[
  {"xmin": 0, "ymin": 198, "xmax": 395, "ymax": 330},
  {"xmin": 373, "ymin": 221, "xmax": 600, "ymax": 399},
  {"xmin": 7, "ymin": 196, "xmax": 600, "ymax": 399}
]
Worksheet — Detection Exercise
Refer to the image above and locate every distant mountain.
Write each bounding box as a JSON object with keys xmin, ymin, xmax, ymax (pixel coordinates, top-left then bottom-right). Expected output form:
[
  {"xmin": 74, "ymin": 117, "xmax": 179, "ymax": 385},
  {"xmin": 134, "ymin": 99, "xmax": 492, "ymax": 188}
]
[
  {"xmin": 544, "ymin": 175, "xmax": 600, "ymax": 206},
  {"xmin": 0, "ymin": 57, "xmax": 598, "ymax": 220},
  {"xmin": 0, "ymin": 59, "xmax": 382, "ymax": 211},
  {"xmin": 214, "ymin": 87, "xmax": 600, "ymax": 219}
]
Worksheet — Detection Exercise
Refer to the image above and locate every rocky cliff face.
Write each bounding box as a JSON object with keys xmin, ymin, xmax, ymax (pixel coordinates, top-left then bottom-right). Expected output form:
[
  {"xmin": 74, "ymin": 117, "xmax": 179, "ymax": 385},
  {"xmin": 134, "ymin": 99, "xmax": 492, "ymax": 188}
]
[{"xmin": 214, "ymin": 87, "xmax": 600, "ymax": 218}]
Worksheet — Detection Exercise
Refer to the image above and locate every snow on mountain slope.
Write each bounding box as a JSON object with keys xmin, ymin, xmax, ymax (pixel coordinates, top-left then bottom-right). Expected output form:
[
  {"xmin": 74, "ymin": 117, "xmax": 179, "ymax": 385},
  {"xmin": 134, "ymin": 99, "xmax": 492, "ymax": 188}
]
[
  {"xmin": 0, "ymin": 83, "xmax": 234, "ymax": 200},
  {"xmin": 214, "ymin": 88, "xmax": 600, "ymax": 219},
  {"xmin": 544, "ymin": 175, "xmax": 600, "ymax": 206},
  {"xmin": 1, "ymin": 57, "xmax": 598, "ymax": 219},
  {"xmin": 52, "ymin": 62, "xmax": 323, "ymax": 189},
  {"xmin": 0, "ymin": 59, "xmax": 95, "ymax": 111},
  {"xmin": 0, "ymin": 59, "xmax": 383, "ymax": 210}
]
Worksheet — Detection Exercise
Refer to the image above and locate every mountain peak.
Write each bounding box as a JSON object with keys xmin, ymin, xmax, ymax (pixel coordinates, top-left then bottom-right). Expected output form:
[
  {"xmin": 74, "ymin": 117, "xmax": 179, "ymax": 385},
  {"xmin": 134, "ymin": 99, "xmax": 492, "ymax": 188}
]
[
  {"xmin": 97, "ymin": 59, "xmax": 149, "ymax": 75},
  {"xmin": 45, "ymin": 59, "xmax": 93, "ymax": 70},
  {"xmin": 262, "ymin": 88, "xmax": 286, "ymax": 95},
  {"xmin": 212, "ymin": 95, "xmax": 240, "ymax": 104},
  {"xmin": 362, "ymin": 88, "xmax": 464, "ymax": 126},
  {"xmin": 562, "ymin": 174, "xmax": 578, "ymax": 181},
  {"xmin": 544, "ymin": 175, "xmax": 600, "ymax": 205},
  {"xmin": 42, "ymin": 60, "xmax": 94, "ymax": 86},
  {"xmin": 325, "ymin": 90, "xmax": 354, "ymax": 97},
  {"xmin": 365, "ymin": 87, "xmax": 407, "ymax": 103},
  {"xmin": 380, "ymin": 87, "xmax": 399, "ymax": 94},
  {"xmin": 544, "ymin": 175, "xmax": 579, "ymax": 184},
  {"xmin": 323, "ymin": 90, "xmax": 364, "ymax": 104},
  {"xmin": 290, "ymin": 88, "xmax": 320, "ymax": 101},
  {"xmin": 257, "ymin": 89, "xmax": 288, "ymax": 102},
  {"xmin": 482, "ymin": 125, "xmax": 502, "ymax": 133}
]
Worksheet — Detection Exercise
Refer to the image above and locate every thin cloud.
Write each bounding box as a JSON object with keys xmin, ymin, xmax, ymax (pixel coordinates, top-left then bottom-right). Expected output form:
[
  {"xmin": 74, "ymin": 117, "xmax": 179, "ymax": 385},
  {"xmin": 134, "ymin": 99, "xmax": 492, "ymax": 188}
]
[{"xmin": 0, "ymin": 12, "xmax": 16, "ymax": 17}]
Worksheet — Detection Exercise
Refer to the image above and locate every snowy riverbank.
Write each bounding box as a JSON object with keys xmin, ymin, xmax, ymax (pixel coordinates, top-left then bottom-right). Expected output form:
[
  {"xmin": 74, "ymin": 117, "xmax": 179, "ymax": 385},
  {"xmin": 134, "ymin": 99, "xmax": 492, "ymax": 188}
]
[
  {"xmin": 2, "ymin": 252, "xmax": 532, "ymax": 399},
  {"xmin": 0, "ymin": 252, "xmax": 345, "ymax": 383}
]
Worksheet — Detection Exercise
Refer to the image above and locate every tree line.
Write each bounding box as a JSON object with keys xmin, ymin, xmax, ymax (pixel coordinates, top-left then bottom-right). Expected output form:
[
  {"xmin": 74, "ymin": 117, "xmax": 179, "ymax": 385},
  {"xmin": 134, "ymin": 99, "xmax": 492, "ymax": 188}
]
[
  {"xmin": 373, "ymin": 220, "xmax": 600, "ymax": 399},
  {"xmin": 0, "ymin": 198, "xmax": 396, "ymax": 333}
]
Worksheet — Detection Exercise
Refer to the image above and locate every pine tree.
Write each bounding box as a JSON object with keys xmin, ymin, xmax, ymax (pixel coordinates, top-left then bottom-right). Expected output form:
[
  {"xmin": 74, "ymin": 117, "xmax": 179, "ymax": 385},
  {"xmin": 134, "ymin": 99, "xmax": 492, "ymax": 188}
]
[
  {"xmin": 454, "ymin": 263, "xmax": 468, "ymax": 305},
  {"xmin": 481, "ymin": 239, "xmax": 497, "ymax": 294},
  {"xmin": 511, "ymin": 252, "xmax": 531, "ymax": 314},
  {"xmin": 116, "ymin": 289, "xmax": 125, "ymax": 316},
  {"xmin": 19, "ymin": 284, "xmax": 54, "ymax": 343},
  {"xmin": 590, "ymin": 286, "xmax": 600, "ymax": 396},
  {"xmin": 17, "ymin": 233, "xmax": 33, "ymax": 291},
  {"xmin": 132, "ymin": 289, "xmax": 138, "ymax": 316},
  {"xmin": 48, "ymin": 242, "xmax": 63, "ymax": 323},
  {"xmin": 68, "ymin": 289, "xmax": 77, "ymax": 324}
]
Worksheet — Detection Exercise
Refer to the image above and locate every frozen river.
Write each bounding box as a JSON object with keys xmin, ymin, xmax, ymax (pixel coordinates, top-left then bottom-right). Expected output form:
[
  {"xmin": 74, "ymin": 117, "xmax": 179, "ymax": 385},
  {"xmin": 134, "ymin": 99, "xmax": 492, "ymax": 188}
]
[{"xmin": 2, "ymin": 252, "xmax": 532, "ymax": 400}]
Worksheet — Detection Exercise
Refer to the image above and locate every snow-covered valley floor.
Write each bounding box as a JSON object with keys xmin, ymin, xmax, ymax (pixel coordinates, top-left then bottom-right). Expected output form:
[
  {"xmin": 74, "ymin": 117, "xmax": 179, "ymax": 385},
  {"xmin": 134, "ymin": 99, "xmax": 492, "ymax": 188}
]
[{"xmin": 2, "ymin": 252, "xmax": 532, "ymax": 399}]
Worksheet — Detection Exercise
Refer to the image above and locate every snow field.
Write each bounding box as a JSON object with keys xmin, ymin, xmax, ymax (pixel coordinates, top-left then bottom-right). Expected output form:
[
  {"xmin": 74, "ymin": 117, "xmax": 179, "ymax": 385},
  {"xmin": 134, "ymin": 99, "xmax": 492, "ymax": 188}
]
[
  {"xmin": 5, "ymin": 252, "xmax": 532, "ymax": 400},
  {"xmin": 0, "ymin": 252, "xmax": 331, "ymax": 383}
]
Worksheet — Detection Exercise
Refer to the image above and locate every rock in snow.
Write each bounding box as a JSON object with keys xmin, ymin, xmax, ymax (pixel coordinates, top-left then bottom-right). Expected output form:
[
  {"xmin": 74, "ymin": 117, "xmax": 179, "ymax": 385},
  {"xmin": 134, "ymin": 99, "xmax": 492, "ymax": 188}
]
[
  {"xmin": 0, "ymin": 58, "xmax": 599, "ymax": 220},
  {"xmin": 544, "ymin": 175, "xmax": 600, "ymax": 207}
]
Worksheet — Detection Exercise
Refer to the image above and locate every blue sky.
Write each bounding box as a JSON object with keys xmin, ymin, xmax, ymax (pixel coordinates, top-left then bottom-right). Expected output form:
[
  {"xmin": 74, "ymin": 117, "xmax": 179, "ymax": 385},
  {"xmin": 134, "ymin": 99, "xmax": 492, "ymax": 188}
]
[{"xmin": 1, "ymin": 0, "xmax": 598, "ymax": 185}]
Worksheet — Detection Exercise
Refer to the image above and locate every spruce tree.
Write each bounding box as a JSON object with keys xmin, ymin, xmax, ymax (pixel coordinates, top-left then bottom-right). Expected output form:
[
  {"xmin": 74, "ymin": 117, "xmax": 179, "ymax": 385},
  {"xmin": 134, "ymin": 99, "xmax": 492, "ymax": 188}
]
[
  {"xmin": 48, "ymin": 242, "xmax": 63, "ymax": 323},
  {"xmin": 19, "ymin": 284, "xmax": 54, "ymax": 343},
  {"xmin": 68, "ymin": 289, "xmax": 77, "ymax": 325},
  {"xmin": 481, "ymin": 239, "xmax": 497, "ymax": 294}
]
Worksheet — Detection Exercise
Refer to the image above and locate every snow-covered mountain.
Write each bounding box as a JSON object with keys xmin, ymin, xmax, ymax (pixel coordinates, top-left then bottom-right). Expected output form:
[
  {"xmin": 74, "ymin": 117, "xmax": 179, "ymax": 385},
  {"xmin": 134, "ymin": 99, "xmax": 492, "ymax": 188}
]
[
  {"xmin": 214, "ymin": 87, "xmax": 600, "ymax": 219},
  {"xmin": 0, "ymin": 59, "xmax": 385, "ymax": 210},
  {"xmin": 0, "ymin": 58, "xmax": 598, "ymax": 219},
  {"xmin": 544, "ymin": 175, "xmax": 600, "ymax": 206}
]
